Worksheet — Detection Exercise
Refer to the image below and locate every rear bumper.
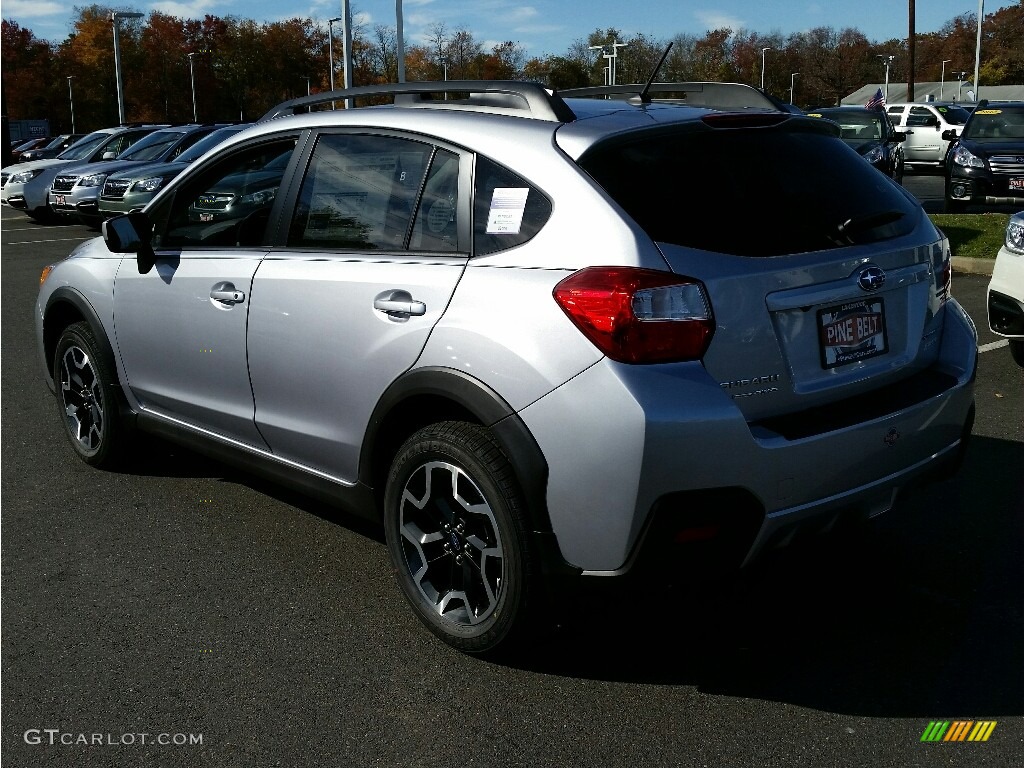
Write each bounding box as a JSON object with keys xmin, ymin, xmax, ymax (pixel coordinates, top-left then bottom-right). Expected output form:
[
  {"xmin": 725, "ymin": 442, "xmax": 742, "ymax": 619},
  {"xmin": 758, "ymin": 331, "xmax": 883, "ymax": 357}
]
[{"xmin": 520, "ymin": 299, "xmax": 978, "ymax": 574}]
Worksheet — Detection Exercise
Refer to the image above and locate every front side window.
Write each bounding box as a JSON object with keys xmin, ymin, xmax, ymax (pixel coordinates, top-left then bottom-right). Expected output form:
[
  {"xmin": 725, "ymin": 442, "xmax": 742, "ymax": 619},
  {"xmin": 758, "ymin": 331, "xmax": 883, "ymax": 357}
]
[
  {"xmin": 288, "ymin": 133, "xmax": 457, "ymax": 252},
  {"xmin": 152, "ymin": 138, "xmax": 296, "ymax": 249}
]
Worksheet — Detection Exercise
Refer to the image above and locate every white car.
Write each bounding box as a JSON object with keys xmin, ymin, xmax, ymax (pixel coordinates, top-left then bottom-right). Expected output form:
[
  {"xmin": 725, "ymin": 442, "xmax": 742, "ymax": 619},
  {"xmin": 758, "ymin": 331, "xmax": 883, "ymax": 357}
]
[{"xmin": 988, "ymin": 211, "xmax": 1024, "ymax": 367}]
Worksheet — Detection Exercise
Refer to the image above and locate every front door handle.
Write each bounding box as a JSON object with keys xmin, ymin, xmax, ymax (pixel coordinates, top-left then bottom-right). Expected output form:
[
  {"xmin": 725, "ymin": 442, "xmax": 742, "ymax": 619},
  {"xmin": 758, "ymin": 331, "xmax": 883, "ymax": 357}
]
[
  {"xmin": 211, "ymin": 283, "xmax": 245, "ymax": 304},
  {"xmin": 374, "ymin": 290, "xmax": 426, "ymax": 317}
]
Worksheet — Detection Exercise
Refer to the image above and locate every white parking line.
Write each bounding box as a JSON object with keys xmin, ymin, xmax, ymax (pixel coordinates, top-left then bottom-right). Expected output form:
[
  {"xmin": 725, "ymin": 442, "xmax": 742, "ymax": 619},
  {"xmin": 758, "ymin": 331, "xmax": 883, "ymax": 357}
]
[
  {"xmin": 978, "ymin": 339, "xmax": 1009, "ymax": 353},
  {"xmin": 2, "ymin": 225, "xmax": 83, "ymax": 232},
  {"xmin": 4, "ymin": 236, "xmax": 92, "ymax": 245}
]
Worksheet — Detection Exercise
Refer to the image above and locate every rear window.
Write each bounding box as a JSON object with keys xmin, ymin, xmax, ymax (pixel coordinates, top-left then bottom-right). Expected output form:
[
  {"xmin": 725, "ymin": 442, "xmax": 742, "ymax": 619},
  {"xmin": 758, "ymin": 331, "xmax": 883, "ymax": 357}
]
[{"xmin": 578, "ymin": 125, "xmax": 918, "ymax": 257}]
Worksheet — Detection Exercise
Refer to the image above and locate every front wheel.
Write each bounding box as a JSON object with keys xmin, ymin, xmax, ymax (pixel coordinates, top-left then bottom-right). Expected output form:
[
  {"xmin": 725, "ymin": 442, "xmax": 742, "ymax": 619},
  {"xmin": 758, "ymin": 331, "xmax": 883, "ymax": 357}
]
[
  {"xmin": 384, "ymin": 421, "xmax": 534, "ymax": 654},
  {"xmin": 54, "ymin": 321, "xmax": 125, "ymax": 467}
]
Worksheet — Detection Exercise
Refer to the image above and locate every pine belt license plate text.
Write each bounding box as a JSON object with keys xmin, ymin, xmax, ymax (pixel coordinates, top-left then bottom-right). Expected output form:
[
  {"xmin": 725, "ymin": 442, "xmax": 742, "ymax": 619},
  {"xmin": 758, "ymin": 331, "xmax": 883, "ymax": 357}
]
[
  {"xmin": 817, "ymin": 298, "xmax": 888, "ymax": 369},
  {"xmin": 1009, "ymin": 178, "xmax": 1024, "ymax": 191},
  {"xmin": 54, "ymin": 194, "xmax": 65, "ymax": 206}
]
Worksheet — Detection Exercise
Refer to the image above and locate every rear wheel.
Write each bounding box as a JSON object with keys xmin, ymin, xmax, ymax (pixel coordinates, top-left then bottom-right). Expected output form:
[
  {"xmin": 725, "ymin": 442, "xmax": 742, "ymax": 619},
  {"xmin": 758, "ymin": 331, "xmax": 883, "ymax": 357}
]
[
  {"xmin": 54, "ymin": 322, "xmax": 125, "ymax": 467},
  {"xmin": 384, "ymin": 421, "xmax": 534, "ymax": 654}
]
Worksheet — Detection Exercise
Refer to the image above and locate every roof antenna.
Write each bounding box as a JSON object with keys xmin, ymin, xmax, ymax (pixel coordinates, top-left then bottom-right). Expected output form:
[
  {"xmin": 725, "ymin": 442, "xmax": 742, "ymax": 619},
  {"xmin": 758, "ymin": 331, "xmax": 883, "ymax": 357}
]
[{"xmin": 637, "ymin": 42, "xmax": 674, "ymax": 104}]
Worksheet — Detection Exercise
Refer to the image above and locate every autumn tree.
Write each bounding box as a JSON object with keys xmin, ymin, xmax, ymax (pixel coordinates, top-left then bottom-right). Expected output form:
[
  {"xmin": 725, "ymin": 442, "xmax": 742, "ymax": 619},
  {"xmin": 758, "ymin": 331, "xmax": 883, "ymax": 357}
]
[{"xmin": 2, "ymin": 21, "xmax": 60, "ymax": 125}]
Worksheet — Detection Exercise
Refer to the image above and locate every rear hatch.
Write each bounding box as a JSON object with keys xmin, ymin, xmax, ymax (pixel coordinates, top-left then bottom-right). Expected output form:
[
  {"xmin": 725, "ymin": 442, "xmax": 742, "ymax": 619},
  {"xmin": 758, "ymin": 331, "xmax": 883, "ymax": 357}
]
[{"xmin": 577, "ymin": 113, "xmax": 951, "ymax": 421}]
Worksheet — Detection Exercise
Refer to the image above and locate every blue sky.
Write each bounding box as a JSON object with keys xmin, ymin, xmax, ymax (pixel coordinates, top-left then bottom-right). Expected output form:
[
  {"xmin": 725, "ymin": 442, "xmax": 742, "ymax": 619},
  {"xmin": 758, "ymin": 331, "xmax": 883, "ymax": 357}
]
[{"xmin": 5, "ymin": 0, "xmax": 1020, "ymax": 56}]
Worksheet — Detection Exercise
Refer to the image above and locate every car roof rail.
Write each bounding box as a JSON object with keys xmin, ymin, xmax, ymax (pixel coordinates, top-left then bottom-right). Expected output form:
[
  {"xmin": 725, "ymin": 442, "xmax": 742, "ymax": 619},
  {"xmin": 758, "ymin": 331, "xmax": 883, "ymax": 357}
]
[
  {"xmin": 259, "ymin": 80, "xmax": 577, "ymax": 123},
  {"xmin": 559, "ymin": 82, "xmax": 785, "ymax": 112}
]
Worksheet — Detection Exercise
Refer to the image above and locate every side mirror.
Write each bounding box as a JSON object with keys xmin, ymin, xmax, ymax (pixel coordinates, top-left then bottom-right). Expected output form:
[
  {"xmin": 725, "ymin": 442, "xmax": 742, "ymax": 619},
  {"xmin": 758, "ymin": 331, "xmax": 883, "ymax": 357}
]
[
  {"xmin": 893, "ymin": 131, "xmax": 908, "ymax": 143},
  {"xmin": 102, "ymin": 211, "xmax": 156, "ymax": 272},
  {"xmin": 941, "ymin": 128, "xmax": 959, "ymax": 141},
  {"xmin": 102, "ymin": 211, "xmax": 152, "ymax": 253},
  {"xmin": 923, "ymin": 115, "xmax": 939, "ymax": 127},
  {"xmin": 101, "ymin": 150, "xmax": 118, "ymax": 160}
]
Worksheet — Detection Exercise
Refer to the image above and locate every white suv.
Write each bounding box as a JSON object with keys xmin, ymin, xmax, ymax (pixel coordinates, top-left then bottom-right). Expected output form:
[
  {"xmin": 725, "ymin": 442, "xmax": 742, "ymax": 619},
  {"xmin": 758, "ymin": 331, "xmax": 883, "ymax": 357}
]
[
  {"xmin": 885, "ymin": 102, "xmax": 972, "ymax": 166},
  {"xmin": 988, "ymin": 211, "xmax": 1024, "ymax": 367}
]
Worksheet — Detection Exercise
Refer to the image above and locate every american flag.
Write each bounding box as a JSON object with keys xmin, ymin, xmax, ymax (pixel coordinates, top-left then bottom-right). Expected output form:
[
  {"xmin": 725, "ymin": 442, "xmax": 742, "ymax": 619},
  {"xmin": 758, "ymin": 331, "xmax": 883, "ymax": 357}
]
[{"xmin": 865, "ymin": 87, "xmax": 885, "ymax": 110}]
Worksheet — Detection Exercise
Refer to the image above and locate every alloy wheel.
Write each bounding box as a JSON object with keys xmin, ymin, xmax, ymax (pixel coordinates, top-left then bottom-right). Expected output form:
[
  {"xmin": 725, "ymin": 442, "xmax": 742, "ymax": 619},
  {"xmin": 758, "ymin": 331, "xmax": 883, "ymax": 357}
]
[
  {"xmin": 59, "ymin": 344, "xmax": 104, "ymax": 452},
  {"xmin": 397, "ymin": 460, "xmax": 505, "ymax": 626}
]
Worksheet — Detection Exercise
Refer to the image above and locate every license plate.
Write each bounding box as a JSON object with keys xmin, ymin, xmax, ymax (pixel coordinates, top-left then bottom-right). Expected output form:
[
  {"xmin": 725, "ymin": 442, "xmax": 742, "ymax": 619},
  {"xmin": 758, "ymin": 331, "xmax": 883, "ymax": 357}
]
[
  {"xmin": 1009, "ymin": 178, "xmax": 1024, "ymax": 191},
  {"xmin": 54, "ymin": 194, "xmax": 65, "ymax": 206},
  {"xmin": 817, "ymin": 298, "xmax": 888, "ymax": 369},
  {"xmin": 199, "ymin": 213, "xmax": 213, "ymax": 222}
]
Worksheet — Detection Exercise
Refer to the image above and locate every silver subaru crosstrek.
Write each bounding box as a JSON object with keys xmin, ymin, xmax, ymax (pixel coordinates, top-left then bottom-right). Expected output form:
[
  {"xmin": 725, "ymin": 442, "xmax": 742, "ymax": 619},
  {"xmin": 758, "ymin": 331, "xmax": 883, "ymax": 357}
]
[{"xmin": 36, "ymin": 80, "xmax": 977, "ymax": 654}]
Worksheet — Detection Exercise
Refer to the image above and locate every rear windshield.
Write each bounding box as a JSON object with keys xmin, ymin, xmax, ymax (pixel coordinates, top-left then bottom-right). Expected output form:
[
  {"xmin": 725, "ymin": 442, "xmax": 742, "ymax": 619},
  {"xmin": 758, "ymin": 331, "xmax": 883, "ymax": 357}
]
[
  {"xmin": 118, "ymin": 130, "xmax": 185, "ymax": 161},
  {"xmin": 578, "ymin": 125, "xmax": 918, "ymax": 257}
]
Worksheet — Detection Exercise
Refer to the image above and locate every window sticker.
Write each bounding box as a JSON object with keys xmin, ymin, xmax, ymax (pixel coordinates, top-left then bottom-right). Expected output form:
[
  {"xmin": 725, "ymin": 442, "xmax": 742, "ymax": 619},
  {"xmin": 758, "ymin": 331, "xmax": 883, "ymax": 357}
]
[{"xmin": 486, "ymin": 187, "xmax": 529, "ymax": 234}]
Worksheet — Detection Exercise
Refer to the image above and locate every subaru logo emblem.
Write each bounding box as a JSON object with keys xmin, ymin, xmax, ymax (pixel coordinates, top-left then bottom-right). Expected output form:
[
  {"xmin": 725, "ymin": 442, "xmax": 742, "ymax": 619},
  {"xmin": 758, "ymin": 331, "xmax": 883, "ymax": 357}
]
[{"xmin": 858, "ymin": 265, "xmax": 886, "ymax": 292}]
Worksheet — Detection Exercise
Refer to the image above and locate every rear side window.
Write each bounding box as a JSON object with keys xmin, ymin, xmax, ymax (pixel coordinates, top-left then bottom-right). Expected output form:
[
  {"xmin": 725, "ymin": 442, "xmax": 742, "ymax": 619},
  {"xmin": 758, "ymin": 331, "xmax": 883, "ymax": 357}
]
[
  {"xmin": 473, "ymin": 156, "xmax": 551, "ymax": 256},
  {"xmin": 579, "ymin": 125, "xmax": 918, "ymax": 257}
]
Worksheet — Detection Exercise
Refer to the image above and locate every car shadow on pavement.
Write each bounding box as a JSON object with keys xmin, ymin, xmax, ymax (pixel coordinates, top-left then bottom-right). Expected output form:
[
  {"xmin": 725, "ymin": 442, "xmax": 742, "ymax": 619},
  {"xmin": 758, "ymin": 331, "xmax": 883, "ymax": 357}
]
[{"xmin": 507, "ymin": 434, "xmax": 1023, "ymax": 718}]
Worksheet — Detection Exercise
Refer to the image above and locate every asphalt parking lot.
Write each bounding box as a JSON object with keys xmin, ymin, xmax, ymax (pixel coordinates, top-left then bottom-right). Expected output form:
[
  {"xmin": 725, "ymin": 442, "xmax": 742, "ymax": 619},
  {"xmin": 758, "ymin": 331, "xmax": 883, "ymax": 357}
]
[{"xmin": 1, "ymin": 201, "xmax": 1021, "ymax": 767}]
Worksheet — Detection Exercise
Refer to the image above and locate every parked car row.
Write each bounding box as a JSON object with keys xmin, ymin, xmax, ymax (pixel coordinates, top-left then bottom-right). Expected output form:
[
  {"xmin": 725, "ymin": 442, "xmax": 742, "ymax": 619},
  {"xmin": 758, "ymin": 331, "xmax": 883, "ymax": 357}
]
[{"xmin": 1, "ymin": 123, "xmax": 247, "ymax": 226}]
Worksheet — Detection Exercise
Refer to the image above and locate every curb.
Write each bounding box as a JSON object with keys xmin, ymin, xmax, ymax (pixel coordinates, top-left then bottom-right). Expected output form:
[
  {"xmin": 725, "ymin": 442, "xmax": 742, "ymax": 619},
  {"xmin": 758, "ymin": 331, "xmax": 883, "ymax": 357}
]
[{"xmin": 951, "ymin": 256, "xmax": 994, "ymax": 277}]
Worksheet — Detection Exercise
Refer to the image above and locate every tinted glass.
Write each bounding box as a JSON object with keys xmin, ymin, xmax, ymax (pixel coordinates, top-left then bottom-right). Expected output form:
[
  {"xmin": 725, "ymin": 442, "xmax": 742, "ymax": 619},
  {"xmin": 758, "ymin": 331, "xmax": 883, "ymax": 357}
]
[
  {"xmin": 58, "ymin": 132, "xmax": 109, "ymax": 160},
  {"xmin": 936, "ymin": 104, "xmax": 971, "ymax": 125},
  {"xmin": 473, "ymin": 156, "xmax": 551, "ymax": 256},
  {"xmin": 963, "ymin": 106, "xmax": 1024, "ymax": 140},
  {"xmin": 579, "ymin": 126, "xmax": 918, "ymax": 257},
  {"xmin": 288, "ymin": 133, "xmax": 441, "ymax": 251},
  {"xmin": 153, "ymin": 139, "xmax": 296, "ymax": 249},
  {"xmin": 118, "ymin": 130, "xmax": 187, "ymax": 161},
  {"xmin": 814, "ymin": 109, "xmax": 887, "ymax": 141},
  {"xmin": 176, "ymin": 126, "xmax": 250, "ymax": 164}
]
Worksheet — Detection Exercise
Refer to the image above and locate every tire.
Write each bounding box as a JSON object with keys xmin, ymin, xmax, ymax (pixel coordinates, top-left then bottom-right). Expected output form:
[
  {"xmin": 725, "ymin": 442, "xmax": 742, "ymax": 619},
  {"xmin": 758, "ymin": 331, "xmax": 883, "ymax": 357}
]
[
  {"xmin": 1010, "ymin": 340, "xmax": 1024, "ymax": 368},
  {"xmin": 54, "ymin": 321, "xmax": 125, "ymax": 467},
  {"xmin": 384, "ymin": 421, "xmax": 534, "ymax": 654},
  {"xmin": 893, "ymin": 156, "xmax": 904, "ymax": 186}
]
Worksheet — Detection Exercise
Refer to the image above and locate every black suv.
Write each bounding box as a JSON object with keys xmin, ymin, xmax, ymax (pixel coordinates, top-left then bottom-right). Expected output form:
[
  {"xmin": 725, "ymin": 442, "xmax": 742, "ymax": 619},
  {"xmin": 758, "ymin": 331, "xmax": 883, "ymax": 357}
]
[
  {"xmin": 944, "ymin": 101, "xmax": 1024, "ymax": 213},
  {"xmin": 809, "ymin": 106, "xmax": 907, "ymax": 183}
]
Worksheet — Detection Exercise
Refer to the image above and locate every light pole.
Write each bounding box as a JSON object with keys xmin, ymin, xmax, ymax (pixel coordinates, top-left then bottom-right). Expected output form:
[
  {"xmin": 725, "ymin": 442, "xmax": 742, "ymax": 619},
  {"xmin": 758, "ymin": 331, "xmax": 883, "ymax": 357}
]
[
  {"xmin": 328, "ymin": 17, "xmax": 341, "ymax": 92},
  {"xmin": 67, "ymin": 76, "xmax": 75, "ymax": 133},
  {"xmin": 790, "ymin": 72, "xmax": 799, "ymax": 104},
  {"xmin": 589, "ymin": 40, "xmax": 627, "ymax": 86},
  {"xmin": 396, "ymin": 0, "xmax": 405, "ymax": 83},
  {"xmin": 940, "ymin": 59, "xmax": 952, "ymax": 100},
  {"xmin": 956, "ymin": 70, "xmax": 968, "ymax": 100},
  {"xmin": 878, "ymin": 54, "xmax": 895, "ymax": 103},
  {"xmin": 341, "ymin": 0, "xmax": 353, "ymax": 107},
  {"xmin": 111, "ymin": 11, "xmax": 144, "ymax": 124},
  {"xmin": 302, "ymin": 76, "xmax": 312, "ymax": 95},
  {"xmin": 187, "ymin": 52, "xmax": 198, "ymax": 122},
  {"xmin": 760, "ymin": 47, "xmax": 771, "ymax": 91},
  {"xmin": 973, "ymin": 0, "xmax": 983, "ymax": 102}
]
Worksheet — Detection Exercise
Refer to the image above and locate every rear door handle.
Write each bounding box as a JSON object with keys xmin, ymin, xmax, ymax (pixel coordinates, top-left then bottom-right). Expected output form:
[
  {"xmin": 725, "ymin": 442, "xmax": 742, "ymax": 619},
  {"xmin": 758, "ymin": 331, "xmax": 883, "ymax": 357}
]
[
  {"xmin": 211, "ymin": 283, "xmax": 245, "ymax": 304},
  {"xmin": 374, "ymin": 290, "xmax": 426, "ymax": 317}
]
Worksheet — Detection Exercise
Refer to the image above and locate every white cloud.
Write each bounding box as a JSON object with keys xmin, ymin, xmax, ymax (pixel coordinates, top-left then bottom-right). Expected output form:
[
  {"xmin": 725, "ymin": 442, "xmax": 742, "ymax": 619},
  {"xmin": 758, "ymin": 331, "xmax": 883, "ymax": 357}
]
[
  {"xmin": 512, "ymin": 23, "xmax": 562, "ymax": 34},
  {"xmin": 151, "ymin": 0, "xmax": 221, "ymax": 18},
  {"xmin": 694, "ymin": 11, "xmax": 745, "ymax": 32},
  {"xmin": 2, "ymin": 0, "xmax": 65, "ymax": 17},
  {"xmin": 504, "ymin": 6, "xmax": 538, "ymax": 22}
]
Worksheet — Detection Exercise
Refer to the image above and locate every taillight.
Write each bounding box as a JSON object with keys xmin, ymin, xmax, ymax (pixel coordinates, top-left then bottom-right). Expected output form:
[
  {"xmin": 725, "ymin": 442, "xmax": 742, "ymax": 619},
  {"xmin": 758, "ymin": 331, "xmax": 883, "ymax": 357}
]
[{"xmin": 553, "ymin": 267, "xmax": 714, "ymax": 364}]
